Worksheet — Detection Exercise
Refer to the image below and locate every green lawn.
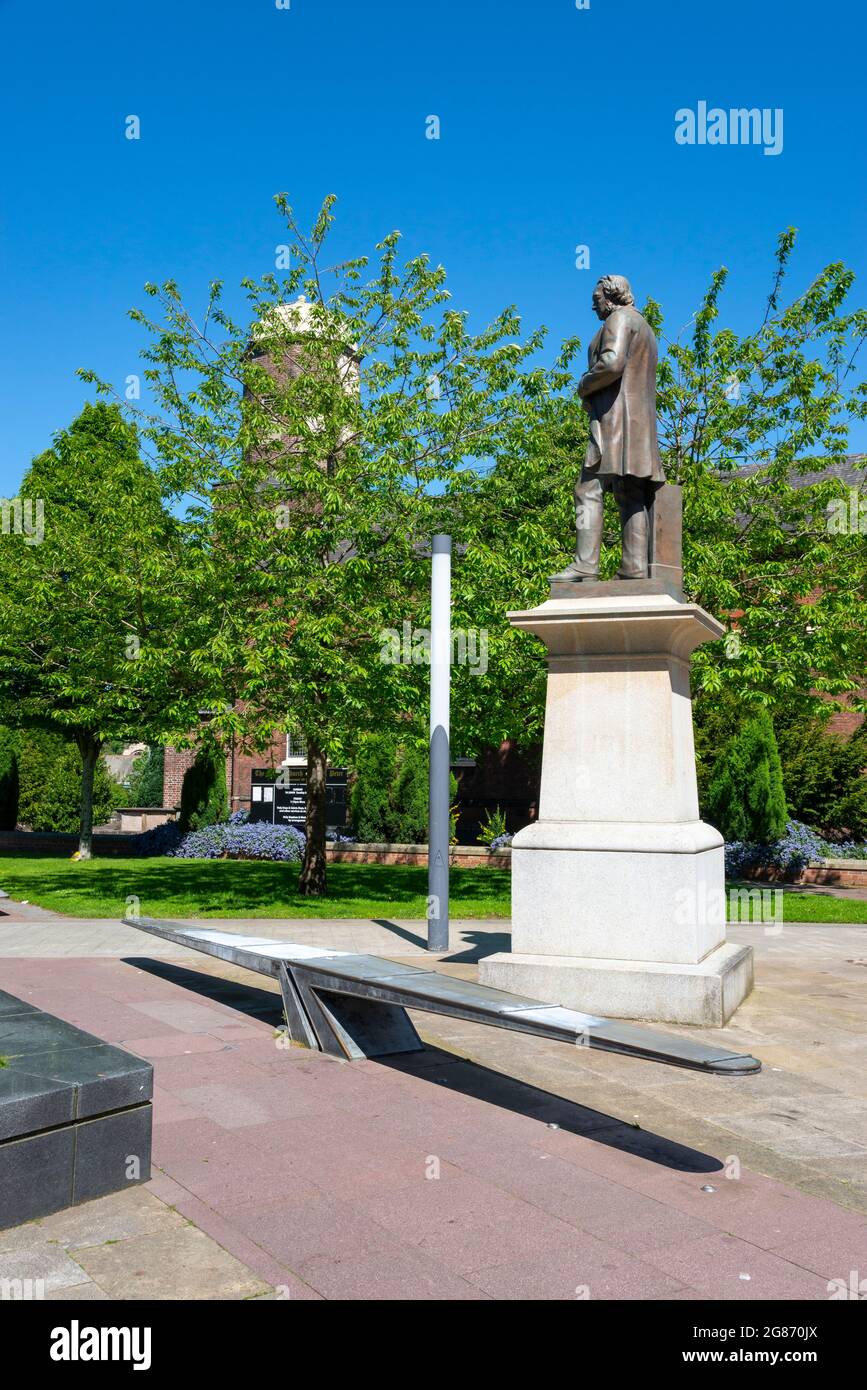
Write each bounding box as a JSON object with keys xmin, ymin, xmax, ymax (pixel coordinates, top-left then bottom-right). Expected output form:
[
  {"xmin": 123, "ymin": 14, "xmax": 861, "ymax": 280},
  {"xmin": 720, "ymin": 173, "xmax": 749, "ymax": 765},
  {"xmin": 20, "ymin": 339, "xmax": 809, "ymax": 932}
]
[
  {"xmin": 0, "ymin": 856, "xmax": 510, "ymax": 919},
  {"xmin": 0, "ymin": 855, "xmax": 865, "ymax": 923}
]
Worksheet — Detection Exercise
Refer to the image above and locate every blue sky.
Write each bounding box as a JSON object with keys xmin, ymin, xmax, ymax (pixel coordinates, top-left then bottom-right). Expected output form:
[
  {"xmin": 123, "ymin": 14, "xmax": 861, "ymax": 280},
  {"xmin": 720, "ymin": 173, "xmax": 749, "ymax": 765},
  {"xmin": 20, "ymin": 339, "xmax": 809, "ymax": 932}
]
[{"xmin": 1, "ymin": 0, "xmax": 865, "ymax": 493}]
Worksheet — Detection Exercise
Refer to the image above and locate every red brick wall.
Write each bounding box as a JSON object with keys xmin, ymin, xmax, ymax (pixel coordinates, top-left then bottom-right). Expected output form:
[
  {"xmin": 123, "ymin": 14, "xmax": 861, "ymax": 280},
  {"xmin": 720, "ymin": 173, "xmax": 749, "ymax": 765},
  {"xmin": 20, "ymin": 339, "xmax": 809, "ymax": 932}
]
[
  {"xmin": 162, "ymin": 747, "xmax": 196, "ymax": 810},
  {"xmin": 163, "ymin": 735, "xmax": 289, "ymax": 813},
  {"xmin": 227, "ymin": 733, "xmax": 287, "ymax": 812},
  {"xmin": 828, "ymin": 704, "xmax": 865, "ymax": 738}
]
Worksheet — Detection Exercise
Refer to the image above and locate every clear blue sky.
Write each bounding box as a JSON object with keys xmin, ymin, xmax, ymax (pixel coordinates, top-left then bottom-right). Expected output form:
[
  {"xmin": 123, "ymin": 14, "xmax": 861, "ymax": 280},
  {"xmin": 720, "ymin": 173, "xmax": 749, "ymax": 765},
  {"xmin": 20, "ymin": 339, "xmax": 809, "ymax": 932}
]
[{"xmin": 2, "ymin": 0, "xmax": 865, "ymax": 493}]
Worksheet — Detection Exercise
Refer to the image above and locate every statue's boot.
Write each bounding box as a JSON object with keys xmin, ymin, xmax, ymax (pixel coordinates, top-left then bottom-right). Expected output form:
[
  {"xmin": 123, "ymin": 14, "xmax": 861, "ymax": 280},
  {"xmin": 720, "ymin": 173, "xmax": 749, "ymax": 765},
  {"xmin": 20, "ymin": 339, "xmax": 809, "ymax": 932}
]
[{"xmin": 550, "ymin": 560, "xmax": 599, "ymax": 583}]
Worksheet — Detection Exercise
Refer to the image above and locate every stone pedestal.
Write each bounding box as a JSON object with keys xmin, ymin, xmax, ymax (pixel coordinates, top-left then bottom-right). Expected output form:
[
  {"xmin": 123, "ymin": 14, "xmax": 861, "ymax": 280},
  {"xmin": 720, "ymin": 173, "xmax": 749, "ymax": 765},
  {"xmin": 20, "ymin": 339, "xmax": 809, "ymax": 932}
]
[{"xmin": 479, "ymin": 591, "xmax": 754, "ymax": 1026}]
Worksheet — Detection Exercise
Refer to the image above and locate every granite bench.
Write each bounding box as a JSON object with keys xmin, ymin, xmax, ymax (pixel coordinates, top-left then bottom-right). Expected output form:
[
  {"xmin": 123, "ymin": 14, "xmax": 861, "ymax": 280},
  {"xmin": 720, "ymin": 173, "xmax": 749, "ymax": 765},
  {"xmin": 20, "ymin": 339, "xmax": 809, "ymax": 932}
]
[{"xmin": 126, "ymin": 918, "xmax": 761, "ymax": 1075}]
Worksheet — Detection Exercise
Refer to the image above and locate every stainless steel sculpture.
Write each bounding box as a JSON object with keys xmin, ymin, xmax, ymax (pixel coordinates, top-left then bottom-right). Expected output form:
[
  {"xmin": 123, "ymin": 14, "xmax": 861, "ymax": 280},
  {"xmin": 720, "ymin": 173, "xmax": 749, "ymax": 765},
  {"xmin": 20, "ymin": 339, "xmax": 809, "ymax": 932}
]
[
  {"xmin": 552, "ymin": 274, "xmax": 665, "ymax": 584},
  {"xmin": 126, "ymin": 917, "xmax": 761, "ymax": 1074}
]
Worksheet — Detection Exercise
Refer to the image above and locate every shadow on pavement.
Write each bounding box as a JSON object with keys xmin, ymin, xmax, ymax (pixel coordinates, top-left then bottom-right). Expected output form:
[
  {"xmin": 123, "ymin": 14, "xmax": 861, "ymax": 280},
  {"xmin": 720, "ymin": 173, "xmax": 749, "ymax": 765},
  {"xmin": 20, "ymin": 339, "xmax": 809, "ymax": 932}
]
[
  {"xmin": 377, "ymin": 1047, "xmax": 722, "ymax": 1174},
  {"xmin": 370, "ymin": 918, "xmax": 427, "ymax": 949},
  {"xmin": 371, "ymin": 920, "xmax": 511, "ymax": 962},
  {"xmin": 125, "ymin": 956, "xmax": 283, "ymax": 1023},
  {"xmin": 444, "ymin": 928, "xmax": 512, "ymax": 962}
]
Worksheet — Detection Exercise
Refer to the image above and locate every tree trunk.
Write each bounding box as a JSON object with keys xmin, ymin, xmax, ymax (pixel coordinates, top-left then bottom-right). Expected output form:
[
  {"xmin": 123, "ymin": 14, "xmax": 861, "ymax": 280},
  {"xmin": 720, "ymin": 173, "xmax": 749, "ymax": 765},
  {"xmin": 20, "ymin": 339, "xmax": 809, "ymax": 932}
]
[
  {"xmin": 76, "ymin": 733, "xmax": 101, "ymax": 861},
  {"xmin": 299, "ymin": 741, "xmax": 328, "ymax": 895}
]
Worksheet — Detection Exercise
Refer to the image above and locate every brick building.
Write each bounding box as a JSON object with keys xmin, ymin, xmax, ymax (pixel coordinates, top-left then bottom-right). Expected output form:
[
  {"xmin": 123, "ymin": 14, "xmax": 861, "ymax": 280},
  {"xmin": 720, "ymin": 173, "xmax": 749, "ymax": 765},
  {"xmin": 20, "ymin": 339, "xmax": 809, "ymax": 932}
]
[
  {"xmin": 163, "ymin": 731, "xmax": 541, "ymax": 842},
  {"xmin": 163, "ymin": 730, "xmax": 308, "ymax": 819}
]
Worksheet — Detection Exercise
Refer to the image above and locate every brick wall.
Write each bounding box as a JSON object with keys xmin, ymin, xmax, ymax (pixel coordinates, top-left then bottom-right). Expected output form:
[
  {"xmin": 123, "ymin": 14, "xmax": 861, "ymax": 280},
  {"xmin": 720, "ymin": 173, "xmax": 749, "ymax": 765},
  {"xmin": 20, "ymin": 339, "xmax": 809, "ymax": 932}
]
[
  {"xmin": 163, "ymin": 734, "xmax": 289, "ymax": 813},
  {"xmin": 162, "ymin": 747, "xmax": 196, "ymax": 810},
  {"xmin": 227, "ymin": 733, "xmax": 287, "ymax": 812}
]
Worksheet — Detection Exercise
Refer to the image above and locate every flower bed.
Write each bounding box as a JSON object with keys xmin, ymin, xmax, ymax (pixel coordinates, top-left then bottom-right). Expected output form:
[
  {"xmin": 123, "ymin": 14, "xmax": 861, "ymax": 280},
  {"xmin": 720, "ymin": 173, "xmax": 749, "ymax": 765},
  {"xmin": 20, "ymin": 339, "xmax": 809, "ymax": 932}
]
[
  {"xmin": 725, "ymin": 819, "xmax": 867, "ymax": 881},
  {"xmin": 168, "ymin": 813, "xmax": 305, "ymax": 862}
]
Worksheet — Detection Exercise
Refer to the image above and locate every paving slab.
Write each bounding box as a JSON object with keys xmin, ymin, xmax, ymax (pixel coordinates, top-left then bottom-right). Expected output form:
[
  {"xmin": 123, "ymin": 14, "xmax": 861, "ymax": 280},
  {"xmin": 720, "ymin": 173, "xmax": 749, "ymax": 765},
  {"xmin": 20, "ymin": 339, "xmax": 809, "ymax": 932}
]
[
  {"xmin": 0, "ymin": 1242, "xmax": 93, "ymax": 1294},
  {"xmin": 71, "ymin": 1223, "xmax": 270, "ymax": 1300},
  {"xmin": 17, "ymin": 1188, "xmax": 184, "ymax": 1251},
  {"xmin": 1, "ymin": 903, "xmax": 867, "ymax": 1299}
]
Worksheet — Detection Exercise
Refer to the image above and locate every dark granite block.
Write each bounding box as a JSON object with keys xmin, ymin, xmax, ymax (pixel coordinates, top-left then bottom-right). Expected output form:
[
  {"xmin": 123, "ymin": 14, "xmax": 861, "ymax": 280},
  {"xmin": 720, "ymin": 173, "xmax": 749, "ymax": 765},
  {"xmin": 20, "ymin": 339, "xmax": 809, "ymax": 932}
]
[
  {"xmin": 0, "ymin": 1012, "xmax": 97, "ymax": 1058},
  {"xmin": 0, "ymin": 990, "xmax": 40, "ymax": 1021},
  {"xmin": 0, "ymin": 991, "xmax": 154, "ymax": 1229},
  {"xmin": 21, "ymin": 1044, "xmax": 153, "ymax": 1121},
  {"xmin": 72, "ymin": 1106, "xmax": 152, "ymax": 1204},
  {"xmin": 0, "ymin": 1127, "xmax": 75, "ymax": 1229},
  {"xmin": 0, "ymin": 1067, "xmax": 76, "ymax": 1142}
]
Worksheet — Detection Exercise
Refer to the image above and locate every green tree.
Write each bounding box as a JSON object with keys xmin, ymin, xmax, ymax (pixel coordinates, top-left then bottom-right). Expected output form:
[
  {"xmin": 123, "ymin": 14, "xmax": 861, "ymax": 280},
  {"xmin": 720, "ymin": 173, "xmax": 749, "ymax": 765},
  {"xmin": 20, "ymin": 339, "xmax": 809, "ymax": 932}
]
[
  {"xmin": 350, "ymin": 733, "xmax": 429, "ymax": 843},
  {"xmin": 350, "ymin": 733, "xmax": 400, "ymax": 842},
  {"xmin": 16, "ymin": 729, "xmax": 116, "ymax": 835},
  {"xmin": 656, "ymin": 230, "xmax": 867, "ymax": 712},
  {"xmin": 83, "ymin": 196, "xmax": 553, "ymax": 893},
  {"xmin": 705, "ymin": 711, "xmax": 788, "ymax": 843},
  {"xmin": 0, "ymin": 726, "xmax": 20, "ymax": 831},
  {"xmin": 389, "ymin": 741, "xmax": 430, "ymax": 844},
  {"xmin": 178, "ymin": 744, "xmax": 228, "ymax": 833},
  {"xmin": 0, "ymin": 404, "xmax": 203, "ymax": 857}
]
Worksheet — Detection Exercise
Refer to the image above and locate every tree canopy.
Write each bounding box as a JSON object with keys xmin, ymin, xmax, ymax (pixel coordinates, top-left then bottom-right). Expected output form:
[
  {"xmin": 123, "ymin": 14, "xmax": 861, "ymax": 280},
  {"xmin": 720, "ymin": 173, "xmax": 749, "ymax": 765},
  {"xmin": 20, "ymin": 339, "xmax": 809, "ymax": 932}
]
[
  {"xmin": 82, "ymin": 196, "xmax": 560, "ymax": 889},
  {"xmin": 0, "ymin": 402, "xmax": 202, "ymax": 854}
]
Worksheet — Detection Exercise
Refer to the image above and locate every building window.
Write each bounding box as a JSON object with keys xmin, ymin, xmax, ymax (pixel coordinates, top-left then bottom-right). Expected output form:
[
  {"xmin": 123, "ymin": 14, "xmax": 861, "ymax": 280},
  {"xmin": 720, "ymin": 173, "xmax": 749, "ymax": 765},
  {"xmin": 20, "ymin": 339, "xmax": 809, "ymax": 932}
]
[{"xmin": 284, "ymin": 733, "xmax": 308, "ymax": 764}]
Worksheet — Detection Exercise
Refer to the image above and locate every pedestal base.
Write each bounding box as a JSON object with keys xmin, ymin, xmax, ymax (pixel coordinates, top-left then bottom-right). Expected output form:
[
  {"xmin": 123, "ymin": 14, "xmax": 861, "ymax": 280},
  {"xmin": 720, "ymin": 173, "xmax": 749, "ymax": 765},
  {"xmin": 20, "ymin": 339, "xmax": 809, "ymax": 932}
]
[
  {"xmin": 511, "ymin": 820, "xmax": 726, "ymax": 964},
  {"xmin": 479, "ymin": 940, "xmax": 754, "ymax": 1028}
]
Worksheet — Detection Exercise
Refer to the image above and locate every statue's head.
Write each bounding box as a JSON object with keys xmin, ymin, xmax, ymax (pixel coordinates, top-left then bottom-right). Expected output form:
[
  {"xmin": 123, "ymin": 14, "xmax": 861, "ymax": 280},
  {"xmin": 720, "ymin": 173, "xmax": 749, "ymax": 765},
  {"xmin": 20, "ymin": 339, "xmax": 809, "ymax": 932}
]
[{"xmin": 592, "ymin": 275, "xmax": 635, "ymax": 319}]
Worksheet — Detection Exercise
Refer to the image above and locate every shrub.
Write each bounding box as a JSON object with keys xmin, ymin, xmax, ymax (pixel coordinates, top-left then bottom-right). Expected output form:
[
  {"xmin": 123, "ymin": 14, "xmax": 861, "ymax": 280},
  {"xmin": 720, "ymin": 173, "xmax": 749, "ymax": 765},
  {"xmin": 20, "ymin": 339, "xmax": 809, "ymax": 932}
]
[
  {"xmin": 477, "ymin": 806, "xmax": 507, "ymax": 847},
  {"xmin": 132, "ymin": 820, "xmax": 183, "ymax": 856},
  {"xmin": 724, "ymin": 818, "xmax": 824, "ymax": 878},
  {"xmin": 350, "ymin": 733, "xmax": 430, "ymax": 843},
  {"xmin": 350, "ymin": 733, "xmax": 400, "ymax": 842},
  {"xmin": 488, "ymin": 830, "xmax": 514, "ymax": 852},
  {"xmin": 127, "ymin": 746, "xmax": 165, "ymax": 807},
  {"xmin": 390, "ymin": 742, "xmax": 430, "ymax": 844},
  {"xmin": 109, "ymin": 780, "xmax": 133, "ymax": 812},
  {"xmin": 169, "ymin": 819, "xmax": 305, "ymax": 861},
  {"xmin": 706, "ymin": 711, "xmax": 787, "ymax": 843},
  {"xmin": 821, "ymin": 838, "xmax": 867, "ymax": 860},
  {"xmin": 0, "ymin": 726, "xmax": 20, "ymax": 831},
  {"xmin": 775, "ymin": 711, "xmax": 867, "ymax": 840},
  {"xmin": 178, "ymin": 744, "xmax": 228, "ymax": 833},
  {"xmin": 16, "ymin": 729, "xmax": 116, "ymax": 833}
]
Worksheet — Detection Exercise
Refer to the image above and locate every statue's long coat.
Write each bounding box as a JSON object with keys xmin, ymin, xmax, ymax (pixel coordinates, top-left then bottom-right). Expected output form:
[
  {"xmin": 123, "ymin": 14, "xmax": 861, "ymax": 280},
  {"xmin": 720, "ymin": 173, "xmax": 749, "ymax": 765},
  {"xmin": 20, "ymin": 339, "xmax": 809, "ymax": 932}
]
[{"xmin": 580, "ymin": 305, "xmax": 664, "ymax": 481}]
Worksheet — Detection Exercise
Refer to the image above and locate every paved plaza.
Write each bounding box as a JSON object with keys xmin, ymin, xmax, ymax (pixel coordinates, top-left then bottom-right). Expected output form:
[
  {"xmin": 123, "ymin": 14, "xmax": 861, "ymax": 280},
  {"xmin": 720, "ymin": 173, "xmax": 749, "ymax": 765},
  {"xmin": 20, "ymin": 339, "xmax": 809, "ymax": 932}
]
[{"xmin": 1, "ymin": 897, "xmax": 866, "ymax": 1300}]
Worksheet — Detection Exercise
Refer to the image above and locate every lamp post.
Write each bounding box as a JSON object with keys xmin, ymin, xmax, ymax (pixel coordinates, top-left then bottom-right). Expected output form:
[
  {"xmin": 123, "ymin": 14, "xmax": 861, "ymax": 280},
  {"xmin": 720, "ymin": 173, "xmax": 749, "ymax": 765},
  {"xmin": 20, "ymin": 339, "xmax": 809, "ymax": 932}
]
[{"xmin": 427, "ymin": 534, "xmax": 451, "ymax": 951}]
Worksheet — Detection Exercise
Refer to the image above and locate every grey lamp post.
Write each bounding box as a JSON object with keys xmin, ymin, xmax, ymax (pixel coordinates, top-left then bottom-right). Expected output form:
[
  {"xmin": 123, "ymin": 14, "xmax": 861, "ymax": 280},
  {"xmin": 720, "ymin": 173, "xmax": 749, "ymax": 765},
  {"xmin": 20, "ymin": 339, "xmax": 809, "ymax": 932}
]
[{"xmin": 427, "ymin": 534, "xmax": 451, "ymax": 951}]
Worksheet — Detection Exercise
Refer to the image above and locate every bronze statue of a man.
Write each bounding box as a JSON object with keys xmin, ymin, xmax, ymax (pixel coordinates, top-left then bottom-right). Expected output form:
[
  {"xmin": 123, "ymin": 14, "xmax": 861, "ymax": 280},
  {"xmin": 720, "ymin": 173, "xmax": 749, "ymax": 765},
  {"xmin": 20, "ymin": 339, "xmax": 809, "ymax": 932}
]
[{"xmin": 553, "ymin": 274, "xmax": 664, "ymax": 583}]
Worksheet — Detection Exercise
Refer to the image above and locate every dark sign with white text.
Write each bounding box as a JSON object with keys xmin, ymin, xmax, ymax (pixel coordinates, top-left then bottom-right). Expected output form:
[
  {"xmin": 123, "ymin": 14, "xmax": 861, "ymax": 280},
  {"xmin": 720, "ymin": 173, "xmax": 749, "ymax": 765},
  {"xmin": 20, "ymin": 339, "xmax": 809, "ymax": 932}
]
[{"xmin": 250, "ymin": 767, "xmax": 348, "ymax": 831}]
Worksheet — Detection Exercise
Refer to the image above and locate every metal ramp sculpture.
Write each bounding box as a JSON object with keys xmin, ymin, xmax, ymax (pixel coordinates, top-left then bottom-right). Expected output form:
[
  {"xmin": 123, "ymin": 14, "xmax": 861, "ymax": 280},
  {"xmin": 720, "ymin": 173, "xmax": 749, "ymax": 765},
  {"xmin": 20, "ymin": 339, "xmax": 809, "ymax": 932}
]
[{"xmin": 125, "ymin": 918, "xmax": 761, "ymax": 1075}]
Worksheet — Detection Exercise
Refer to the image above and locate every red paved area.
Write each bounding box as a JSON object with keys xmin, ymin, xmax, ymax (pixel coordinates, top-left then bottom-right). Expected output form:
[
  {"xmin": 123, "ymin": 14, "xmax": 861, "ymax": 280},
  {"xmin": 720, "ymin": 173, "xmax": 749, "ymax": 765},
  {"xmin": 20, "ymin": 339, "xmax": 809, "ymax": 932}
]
[{"xmin": 3, "ymin": 954, "xmax": 866, "ymax": 1300}]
